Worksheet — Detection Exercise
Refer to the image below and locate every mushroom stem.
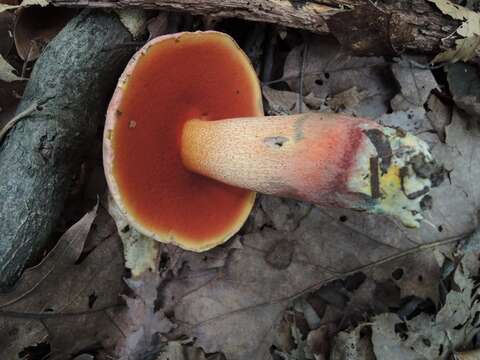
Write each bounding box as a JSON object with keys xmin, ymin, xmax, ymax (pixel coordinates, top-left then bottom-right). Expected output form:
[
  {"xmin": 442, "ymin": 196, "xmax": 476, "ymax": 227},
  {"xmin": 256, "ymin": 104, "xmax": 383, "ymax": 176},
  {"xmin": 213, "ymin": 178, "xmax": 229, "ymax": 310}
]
[{"xmin": 181, "ymin": 113, "xmax": 443, "ymax": 227}]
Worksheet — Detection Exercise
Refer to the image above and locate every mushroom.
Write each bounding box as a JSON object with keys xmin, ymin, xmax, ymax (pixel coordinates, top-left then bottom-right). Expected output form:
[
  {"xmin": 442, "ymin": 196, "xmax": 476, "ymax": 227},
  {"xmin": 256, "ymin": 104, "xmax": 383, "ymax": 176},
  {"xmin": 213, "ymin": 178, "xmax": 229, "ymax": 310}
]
[{"xmin": 104, "ymin": 31, "xmax": 443, "ymax": 252}]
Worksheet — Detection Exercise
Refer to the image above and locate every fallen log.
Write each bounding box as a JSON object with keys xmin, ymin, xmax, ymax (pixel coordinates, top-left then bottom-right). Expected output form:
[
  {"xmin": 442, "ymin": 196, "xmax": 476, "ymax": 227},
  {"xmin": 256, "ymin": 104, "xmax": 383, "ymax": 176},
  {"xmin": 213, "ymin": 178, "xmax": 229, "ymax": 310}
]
[
  {"xmin": 50, "ymin": 0, "xmax": 460, "ymax": 56},
  {"xmin": 0, "ymin": 10, "xmax": 135, "ymax": 290}
]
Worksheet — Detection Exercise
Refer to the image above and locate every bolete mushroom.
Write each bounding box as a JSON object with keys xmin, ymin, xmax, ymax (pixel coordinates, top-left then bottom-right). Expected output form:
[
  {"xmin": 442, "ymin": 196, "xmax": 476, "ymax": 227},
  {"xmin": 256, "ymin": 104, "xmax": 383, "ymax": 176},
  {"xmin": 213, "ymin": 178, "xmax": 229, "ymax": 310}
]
[{"xmin": 104, "ymin": 31, "xmax": 443, "ymax": 252}]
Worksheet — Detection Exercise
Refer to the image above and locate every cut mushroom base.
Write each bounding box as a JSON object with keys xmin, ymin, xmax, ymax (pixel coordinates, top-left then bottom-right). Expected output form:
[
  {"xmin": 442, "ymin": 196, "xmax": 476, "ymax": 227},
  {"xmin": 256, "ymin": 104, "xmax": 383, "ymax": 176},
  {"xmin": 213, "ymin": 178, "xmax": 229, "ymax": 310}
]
[{"xmin": 104, "ymin": 31, "xmax": 444, "ymax": 252}]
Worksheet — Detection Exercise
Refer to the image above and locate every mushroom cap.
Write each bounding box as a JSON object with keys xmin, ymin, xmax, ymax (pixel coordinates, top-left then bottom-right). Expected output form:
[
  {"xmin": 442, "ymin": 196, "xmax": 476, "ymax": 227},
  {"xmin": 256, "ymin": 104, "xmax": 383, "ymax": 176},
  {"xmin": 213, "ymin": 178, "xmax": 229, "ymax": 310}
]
[{"xmin": 104, "ymin": 31, "xmax": 263, "ymax": 251}]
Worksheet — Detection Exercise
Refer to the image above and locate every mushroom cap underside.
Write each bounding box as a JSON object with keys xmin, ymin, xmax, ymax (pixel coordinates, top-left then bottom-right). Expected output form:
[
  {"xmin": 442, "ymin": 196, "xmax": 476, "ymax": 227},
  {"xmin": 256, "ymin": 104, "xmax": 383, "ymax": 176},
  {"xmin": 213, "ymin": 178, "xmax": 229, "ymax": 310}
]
[{"xmin": 104, "ymin": 31, "xmax": 263, "ymax": 251}]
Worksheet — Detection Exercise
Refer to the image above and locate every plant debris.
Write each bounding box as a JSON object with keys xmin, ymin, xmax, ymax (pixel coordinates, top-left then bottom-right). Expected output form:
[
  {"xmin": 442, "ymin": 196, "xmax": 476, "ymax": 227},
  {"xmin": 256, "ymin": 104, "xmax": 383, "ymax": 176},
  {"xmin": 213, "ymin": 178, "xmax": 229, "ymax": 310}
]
[
  {"xmin": 0, "ymin": 54, "xmax": 22, "ymax": 82},
  {"xmin": 427, "ymin": 0, "xmax": 480, "ymax": 63}
]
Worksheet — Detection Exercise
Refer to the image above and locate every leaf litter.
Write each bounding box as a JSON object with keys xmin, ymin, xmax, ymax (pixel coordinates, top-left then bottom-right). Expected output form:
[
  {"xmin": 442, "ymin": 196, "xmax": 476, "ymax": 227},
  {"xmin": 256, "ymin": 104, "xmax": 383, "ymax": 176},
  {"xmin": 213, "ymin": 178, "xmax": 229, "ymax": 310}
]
[
  {"xmin": 0, "ymin": 202, "xmax": 126, "ymax": 360},
  {"xmin": 427, "ymin": 0, "xmax": 480, "ymax": 63},
  {"xmin": 2, "ymin": 28, "xmax": 480, "ymax": 360}
]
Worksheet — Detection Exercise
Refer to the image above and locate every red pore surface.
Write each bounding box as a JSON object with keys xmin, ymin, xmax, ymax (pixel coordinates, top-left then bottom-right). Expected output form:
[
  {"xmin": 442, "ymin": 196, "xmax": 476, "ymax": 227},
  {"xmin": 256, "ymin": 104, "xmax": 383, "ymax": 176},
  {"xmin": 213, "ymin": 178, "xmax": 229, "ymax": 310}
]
[{"xmin": 109, "ymin": 32, "xmax": 261, "ymax": 247}]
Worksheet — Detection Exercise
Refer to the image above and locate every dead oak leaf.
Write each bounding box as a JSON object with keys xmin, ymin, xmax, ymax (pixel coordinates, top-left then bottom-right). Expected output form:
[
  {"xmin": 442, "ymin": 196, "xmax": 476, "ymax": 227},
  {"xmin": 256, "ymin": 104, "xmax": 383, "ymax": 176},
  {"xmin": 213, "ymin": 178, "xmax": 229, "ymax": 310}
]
[
  {"xmin": 156, "ymin": 198, "xmax": 471, "ymax": 360},
  {"xmin": 262, "ymin": 85, "xmax": 304, "ymax": 115},
  {"xmin": 369, "ymin": 259, "xmax": 480, "ymax": 359},
  {"xmin": 378, "ymin": 57, "xmax": 437, "ymax": 139},
  {"xmin": 282, "ymin": 37, "xmax": 394, "ymax": 118},
  {"xmin": 390, "ymin": 57, "xmax": 438, "ymax": 111},
  {"xmin": 0, "ymin": 204, "xmax": 126, "ymax": 360}
]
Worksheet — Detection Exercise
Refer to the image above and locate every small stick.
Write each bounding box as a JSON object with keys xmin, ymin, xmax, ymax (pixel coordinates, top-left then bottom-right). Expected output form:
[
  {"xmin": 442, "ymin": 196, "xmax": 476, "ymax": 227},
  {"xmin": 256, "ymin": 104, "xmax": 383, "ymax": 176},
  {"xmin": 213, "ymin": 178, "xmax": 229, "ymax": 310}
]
[{"xmin": 0, "ymin": 100, "xmax": 40, "ymax": 142}]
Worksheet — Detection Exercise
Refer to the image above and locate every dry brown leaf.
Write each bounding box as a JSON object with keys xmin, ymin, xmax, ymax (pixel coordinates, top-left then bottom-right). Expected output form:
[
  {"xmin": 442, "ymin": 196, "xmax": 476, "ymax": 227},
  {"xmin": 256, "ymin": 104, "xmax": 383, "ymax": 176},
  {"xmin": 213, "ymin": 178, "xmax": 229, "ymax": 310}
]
[
  {"xmin": 0, "ymin": 204, "xmax": 126, "ymax": 359},
  {"xmin": 282, "ymin": 37, "xmax": 394, "ymax": 118},
  {"xmin": 447, "ymin": 63, "xmax": 480, "ymax": 118},
  {"xmin": 369, "ymin": 258, "xmax": 480, "ymax": 359},
  {"xmin": 426, "ymin": 94, "xmax": 451, "ymax": 142},
  {"xmin": 0, "ymin": 54, "xmax": 22, "ymax": 82},
  {"xmin": 455, "ymin": 349, "xmax": 480, "ymax": 360},
  {"xmin": 427, "ymin": 0, "xmax": 480, "ymax": 63},
  {"xmin": 433, "ymin": 35, "xmax": 480, "ymax": 64},
  {"xmin": 0, "ymin": 0, "xmax": 48, "ymax": 13},
  {"xmin": 306, "ymin": 325, "xmax": 336, "ymax": 360},
  {"xmin": 157, "ymin": 340, "xmax": 210, "ymax": 360},
  {"xmin": 0, "ymin": 12, "xmax": 14, "ymax": 56},
  {"xmin": 327, "ymin": 86, "xmax": 368, "ymax": 113},
  {"xmin": 147, "ymin": 12, "xmax": 168, "ymax": 40},
  {"xmin": 378, "ymin": 108, "xmax": 433, "ymax": 136},
  {"xmin": 390, "ymin": 58, "xmax": 438, "ymax": 111},
  {"xmin": 116, "ymin": 8, "xmax": 147, "ymax": 39},
  {"xmin": 114, "ymin": 270, "xmax": 175, "ymax": 359},
  {"xmin": 331, "ymin": 326, "xmax": 375, "ymax": 360},
  {"xmin": 262, "ymin": 85, "xmax": 304, "ymax": 115},
  {"xmin": 378, "ymin": 57, "xmax": 438, "ymax": 139},
  {"xmin": 14, "ymin": 6, "xmax": 77, "ymax": 61}
]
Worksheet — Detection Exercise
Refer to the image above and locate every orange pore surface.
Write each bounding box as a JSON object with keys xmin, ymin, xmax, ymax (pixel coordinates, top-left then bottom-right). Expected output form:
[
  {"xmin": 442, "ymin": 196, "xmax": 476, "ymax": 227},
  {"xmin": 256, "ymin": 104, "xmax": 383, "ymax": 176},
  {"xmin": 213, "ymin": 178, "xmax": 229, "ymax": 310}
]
[{"xmin": 111, "ymin": 32, "xmax": 261, "ymax": 247}]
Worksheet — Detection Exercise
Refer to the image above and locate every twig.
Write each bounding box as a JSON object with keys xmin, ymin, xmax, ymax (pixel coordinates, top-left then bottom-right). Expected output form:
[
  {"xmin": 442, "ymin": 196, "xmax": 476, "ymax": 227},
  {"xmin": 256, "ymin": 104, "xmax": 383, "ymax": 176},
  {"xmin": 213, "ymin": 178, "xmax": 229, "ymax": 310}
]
[
  {"xmin": 291, "ymin": 230, "xmax": 475, "ymax": 300},
  {"xmin": 177, "ymin": 230, "xmax": 474, "ymax": 329},
  {"xmin": 263, "ymin": 63, "xmax": 390, "ymax": 85},
  {"xmin": 0, "ymin": 97, "xmax": 52, "ymax": 143},
  {"xmin": 261, "ymin": 25, "xmax": 277, "ymax": 83},
  {"xmin": 263, "ymin": 57, "xmax": 445, "ymax": 88},
  {"xmin": 21, "ymin": 41, "xmax": 34, "ymax": 78},
  {"xmin": 244, "ymin": 23, "xmax": 266, "ymax": 75},
  {"xmin": 0, "ymin": 303, "xmax": 121, "ymax": 320},
  {"xmin": 0, "ymin": 102, "xmax": 38, "ymax": 142},
  {"xmin": 298, "ymin": 39, "xmax": 308, "ymax": 113},
  {"xmin": 403, "ymin": 58, "xmax": 446, "ymax": 70}
]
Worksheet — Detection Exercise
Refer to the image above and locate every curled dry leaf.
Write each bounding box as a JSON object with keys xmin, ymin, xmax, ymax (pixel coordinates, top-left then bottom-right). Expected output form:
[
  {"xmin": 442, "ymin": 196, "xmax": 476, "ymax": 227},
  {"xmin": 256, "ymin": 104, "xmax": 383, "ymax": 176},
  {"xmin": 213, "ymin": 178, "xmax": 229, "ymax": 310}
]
[
  {"xmin": 0, "ymin": 0, "xmax": 49, "ymax": 14},
  {"xmin": 0, "ymin": 54, "xmax": 22, "ymax": 82},
  {"xmin": 0, "ymin": 12, "xmax": 23, "ymax": 124},
  {"xmin": 14, "ymin": 6, "xmax": 77, "ymax": 61},
  {"xmin": 147, "ymin": 12, "xmax": 169, "ymax": 40},
  {"xmin": 327, "ymin": 86, "xmax": 368, "ymax": 113},
  {"xmin": 427, "ymin": 0, "xmax": 480, "ymax": 63},
  {"xmin": 426, "ymin": 94, "xmax": 451, "ymax": 142},
  {"xmin": 115, "ymin": 8, "xmax": 147, "ymax": 39},
  {"xmin": 0, "ymin": 12, "xmax": 14, "ymax": 56},
  {"xmin": 262, "ymin": 85, "xmax": 305, "ymax": 115}
]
